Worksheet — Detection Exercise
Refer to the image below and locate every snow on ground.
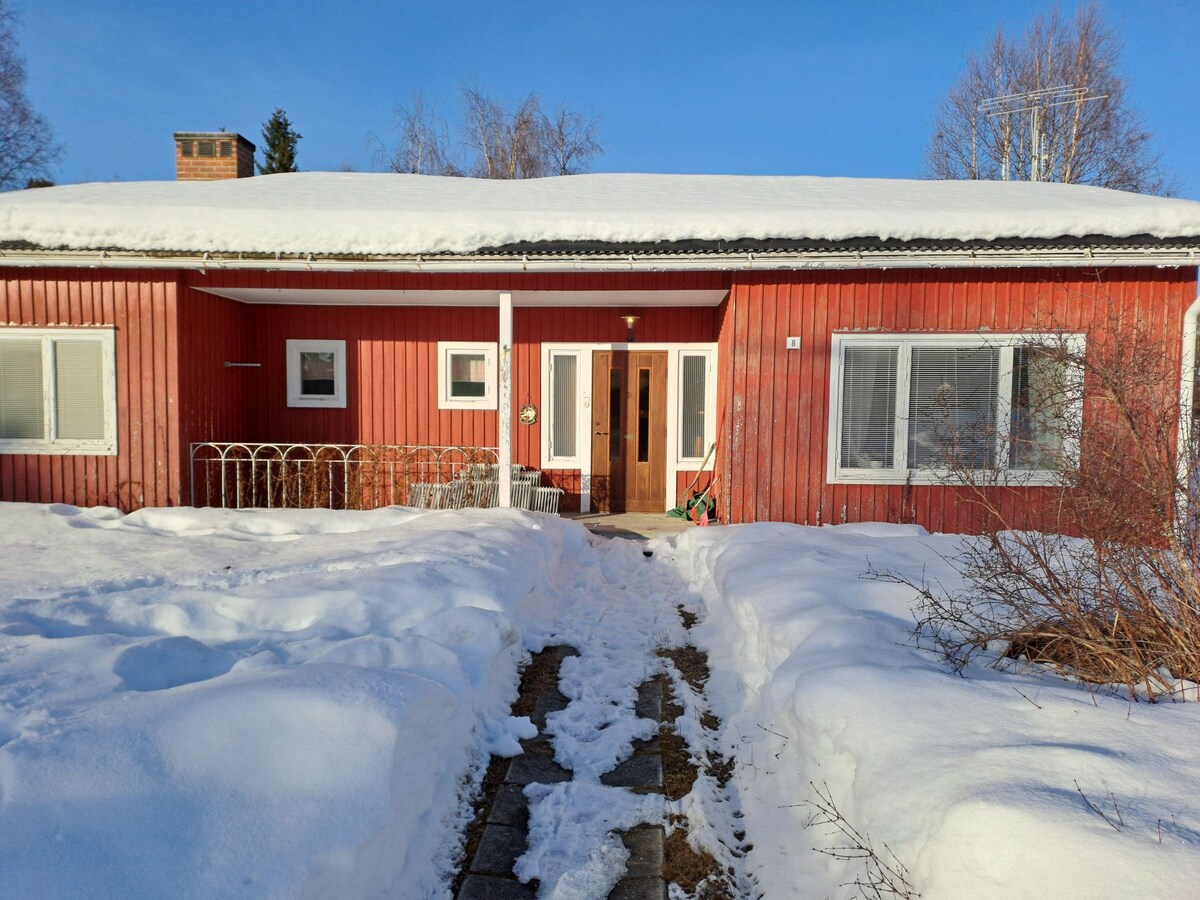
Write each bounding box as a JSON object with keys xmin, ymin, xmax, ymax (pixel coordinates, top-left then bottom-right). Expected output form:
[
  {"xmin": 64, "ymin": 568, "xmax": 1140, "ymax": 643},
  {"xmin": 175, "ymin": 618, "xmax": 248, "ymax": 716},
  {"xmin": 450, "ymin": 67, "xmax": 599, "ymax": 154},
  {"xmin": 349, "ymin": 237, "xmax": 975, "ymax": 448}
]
[
  {"xmin": 2, "ymin": 172, "xmax": 1200, "ymax": 257},
  {"xmin": 5, "ymin": 503, "xmax": 1200, "ymax": 898},
  {"xmin": 668, "ymin": 522, "xmax": 1200, "ymax": 899},
  {"xmin": 0, "ymin": 503, "xmax": 580, "ymax": 898}
]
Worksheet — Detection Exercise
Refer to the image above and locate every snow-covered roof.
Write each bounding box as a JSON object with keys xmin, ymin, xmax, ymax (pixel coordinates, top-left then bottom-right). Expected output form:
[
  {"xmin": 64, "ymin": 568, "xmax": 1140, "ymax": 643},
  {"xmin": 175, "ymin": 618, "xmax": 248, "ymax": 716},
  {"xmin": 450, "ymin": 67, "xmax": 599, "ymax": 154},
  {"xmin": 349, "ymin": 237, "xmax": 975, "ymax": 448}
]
[{"xmin": 2, "ymin": 172, "xmax": 1200, "ymax": 258}]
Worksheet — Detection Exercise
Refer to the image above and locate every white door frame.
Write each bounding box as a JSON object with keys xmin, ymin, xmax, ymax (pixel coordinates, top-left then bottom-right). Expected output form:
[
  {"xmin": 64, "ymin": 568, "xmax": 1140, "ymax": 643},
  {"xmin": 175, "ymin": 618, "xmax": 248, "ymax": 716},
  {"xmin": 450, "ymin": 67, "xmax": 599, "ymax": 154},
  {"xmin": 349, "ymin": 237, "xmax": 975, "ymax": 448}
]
[{"xmin": 540, "ymin": 342, "xmax": 717, "ymax": 513}]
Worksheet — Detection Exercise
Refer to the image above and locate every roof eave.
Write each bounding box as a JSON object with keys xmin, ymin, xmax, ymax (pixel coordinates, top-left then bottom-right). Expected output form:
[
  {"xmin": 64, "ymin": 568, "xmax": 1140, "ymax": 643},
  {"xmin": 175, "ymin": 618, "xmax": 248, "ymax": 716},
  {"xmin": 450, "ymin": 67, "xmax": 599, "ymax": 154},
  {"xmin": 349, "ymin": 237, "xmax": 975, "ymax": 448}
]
[{"xmin": 0, "ymin": 241, "xmax": 1197, "ymax": 273}]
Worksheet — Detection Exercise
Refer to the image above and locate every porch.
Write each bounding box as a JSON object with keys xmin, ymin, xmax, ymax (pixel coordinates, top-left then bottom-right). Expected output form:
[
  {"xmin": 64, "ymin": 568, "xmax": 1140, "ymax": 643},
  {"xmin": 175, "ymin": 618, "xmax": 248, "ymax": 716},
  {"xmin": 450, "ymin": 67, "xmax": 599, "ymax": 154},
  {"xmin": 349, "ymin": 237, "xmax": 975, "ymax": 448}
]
[{"xmin": 181, "ymin": 282, "xmax": 725, "ymax": 516}]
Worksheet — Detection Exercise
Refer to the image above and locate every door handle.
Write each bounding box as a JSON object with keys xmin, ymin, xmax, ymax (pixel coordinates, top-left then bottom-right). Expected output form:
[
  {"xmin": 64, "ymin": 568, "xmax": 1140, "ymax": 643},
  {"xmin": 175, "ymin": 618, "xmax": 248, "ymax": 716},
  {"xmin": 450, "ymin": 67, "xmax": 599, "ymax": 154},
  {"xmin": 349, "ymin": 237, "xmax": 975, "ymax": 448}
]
[{"xmin": 594, "ymin": 430, "xmax": 609, "ymax": 436}]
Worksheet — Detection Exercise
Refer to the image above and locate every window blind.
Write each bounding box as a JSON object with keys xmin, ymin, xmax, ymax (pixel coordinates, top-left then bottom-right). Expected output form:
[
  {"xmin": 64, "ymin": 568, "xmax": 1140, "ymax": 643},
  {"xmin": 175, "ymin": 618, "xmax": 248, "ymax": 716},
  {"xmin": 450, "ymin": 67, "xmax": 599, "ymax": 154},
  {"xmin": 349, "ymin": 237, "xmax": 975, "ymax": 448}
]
[
  {"xmin": 681, "ymin": 355, "xmax": 706, "ymax": 459},
  {"xmin": 551, "ymin": 354, "xmax": 577, "ymax": 458},
  {"xmin": 54, "ymin": 341, "xmax": 106, "ymax": 440},
  {"xmin": 840, "ymin": 347, "xmax": 897, "ymax": 468},
  {"xmin": 0, "ymin": 340, "xmax": 45, "ymax": 439},
  {"xmin": 908, "ymin": 347, "xmax": 998, "ymax": 468}
]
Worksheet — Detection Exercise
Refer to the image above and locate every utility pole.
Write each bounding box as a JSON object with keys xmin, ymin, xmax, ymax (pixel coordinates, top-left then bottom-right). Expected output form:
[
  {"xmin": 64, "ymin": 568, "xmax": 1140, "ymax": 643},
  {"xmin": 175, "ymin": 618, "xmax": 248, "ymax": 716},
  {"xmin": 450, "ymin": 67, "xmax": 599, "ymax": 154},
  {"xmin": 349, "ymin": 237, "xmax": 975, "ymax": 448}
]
[{"xmin": 978, "ymin": 85, "xmax": 1107, "ymax": 182}]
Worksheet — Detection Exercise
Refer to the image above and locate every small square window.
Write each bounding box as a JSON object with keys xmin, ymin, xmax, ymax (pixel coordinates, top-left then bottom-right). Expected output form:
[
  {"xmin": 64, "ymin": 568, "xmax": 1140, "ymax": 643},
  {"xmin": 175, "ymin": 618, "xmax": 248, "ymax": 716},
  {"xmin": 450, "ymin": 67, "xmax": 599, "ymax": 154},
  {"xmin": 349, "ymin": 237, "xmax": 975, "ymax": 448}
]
[
  {"xmin": 438, "ymin": 342, "xmax": 497, "ymax": 410},
  {"xmin": 219, "ymin": 140, "xmax": 232, "ymax": 157},
  {"xmin": 180, "ymin": 140, "xmax": 193, "ymax": 157},
  {"xmin": 198, "ymin": 140, "xmax": 215, "ymax": 158},
  {"xmin": 286, "ymin": 340, "xmax": 346, "ymax": 408}
]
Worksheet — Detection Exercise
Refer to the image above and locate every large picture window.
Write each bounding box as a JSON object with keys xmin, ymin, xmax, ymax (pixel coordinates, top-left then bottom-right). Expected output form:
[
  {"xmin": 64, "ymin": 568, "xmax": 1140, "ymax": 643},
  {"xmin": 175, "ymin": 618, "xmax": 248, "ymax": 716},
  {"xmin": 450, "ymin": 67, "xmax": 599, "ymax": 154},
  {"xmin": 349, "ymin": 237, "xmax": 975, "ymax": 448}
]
[
  {"xmin": 829, "ymin": 333, "xmax": 1082, "ymax": 484},
  {"xmin": 0, "ymin": 328, "xmax": 117, "ymax": 455}
]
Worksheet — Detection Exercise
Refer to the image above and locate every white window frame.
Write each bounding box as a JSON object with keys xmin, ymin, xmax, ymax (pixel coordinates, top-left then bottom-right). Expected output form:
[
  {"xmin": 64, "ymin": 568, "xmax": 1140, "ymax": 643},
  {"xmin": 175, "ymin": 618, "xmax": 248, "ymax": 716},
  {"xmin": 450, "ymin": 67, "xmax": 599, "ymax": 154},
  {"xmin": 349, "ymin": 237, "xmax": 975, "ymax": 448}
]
[
  {"xmin": 826, "ymin": 332, "xmax": 1084, "ymax": 486},
  {"xmin": 674, "ymin": 348, "xmax": 717, "ymax": 466},
  {"xmin": 438, "ymin": 341, "xmax": 498, "ymax": 410},
  {"xmin": 286, "ymin": 339, "xmax": 347, "ymax": 408},
  {"xmin": 543, "ymin": 348, "xmax": 585, "ymax": 467},
  {"xmin": 0, "ymin": 327, "xmax": 117, "ymax": 455}
]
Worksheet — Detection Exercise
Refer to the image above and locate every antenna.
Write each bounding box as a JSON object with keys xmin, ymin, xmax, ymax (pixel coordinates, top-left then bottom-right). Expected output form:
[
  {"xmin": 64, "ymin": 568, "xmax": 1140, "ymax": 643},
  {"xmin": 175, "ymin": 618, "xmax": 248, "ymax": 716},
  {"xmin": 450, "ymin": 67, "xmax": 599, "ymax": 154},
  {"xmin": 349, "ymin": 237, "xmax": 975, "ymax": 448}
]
[{"xmin": 978, "ymin": 85, "xmax": 1108, "ymax": 181}]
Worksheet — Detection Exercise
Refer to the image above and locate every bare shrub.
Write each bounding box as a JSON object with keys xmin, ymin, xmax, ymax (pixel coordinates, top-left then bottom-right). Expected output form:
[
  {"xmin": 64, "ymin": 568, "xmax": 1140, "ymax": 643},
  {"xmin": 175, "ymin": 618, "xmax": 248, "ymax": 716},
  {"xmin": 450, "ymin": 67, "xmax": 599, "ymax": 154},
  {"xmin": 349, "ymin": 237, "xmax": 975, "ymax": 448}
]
[
  {"xmin": 896, "ymin": 301, "xmax": 1200, "ymax": 700},
  {"xmin": 803, "ymin": 781, "xmax": 919, "ymax": 899}
]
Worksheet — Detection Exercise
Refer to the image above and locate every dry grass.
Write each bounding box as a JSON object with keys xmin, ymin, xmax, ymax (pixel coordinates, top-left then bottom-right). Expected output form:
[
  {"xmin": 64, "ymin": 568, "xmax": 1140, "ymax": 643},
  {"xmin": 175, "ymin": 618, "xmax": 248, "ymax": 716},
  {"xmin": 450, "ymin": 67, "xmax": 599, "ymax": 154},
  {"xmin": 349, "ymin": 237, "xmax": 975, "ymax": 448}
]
[{"xmin": 658, "ymin": 616, "xmax": 740, "ymax": 896}]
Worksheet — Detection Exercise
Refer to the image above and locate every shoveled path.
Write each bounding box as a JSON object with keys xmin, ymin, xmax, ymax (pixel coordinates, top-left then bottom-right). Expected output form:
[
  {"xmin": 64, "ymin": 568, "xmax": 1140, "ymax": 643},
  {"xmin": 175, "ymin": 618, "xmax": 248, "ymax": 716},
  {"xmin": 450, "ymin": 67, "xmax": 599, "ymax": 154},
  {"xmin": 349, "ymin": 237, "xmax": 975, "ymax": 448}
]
[
  {"xmin": 457, "ymin": 653, "xmax": 667, "ymax": 899},
  {"xmin": 456, "ymin": 533, "xmax": 686, "ymax": 899}
]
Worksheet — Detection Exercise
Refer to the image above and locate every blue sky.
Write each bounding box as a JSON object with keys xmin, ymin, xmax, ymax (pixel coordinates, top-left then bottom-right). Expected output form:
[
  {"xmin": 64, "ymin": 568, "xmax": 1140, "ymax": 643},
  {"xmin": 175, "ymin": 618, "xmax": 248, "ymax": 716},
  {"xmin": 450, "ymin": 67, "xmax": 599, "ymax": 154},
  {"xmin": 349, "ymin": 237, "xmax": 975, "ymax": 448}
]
[{"xmin": 22, "ymin": 1, "xmax": 1200, "ymax": 197}]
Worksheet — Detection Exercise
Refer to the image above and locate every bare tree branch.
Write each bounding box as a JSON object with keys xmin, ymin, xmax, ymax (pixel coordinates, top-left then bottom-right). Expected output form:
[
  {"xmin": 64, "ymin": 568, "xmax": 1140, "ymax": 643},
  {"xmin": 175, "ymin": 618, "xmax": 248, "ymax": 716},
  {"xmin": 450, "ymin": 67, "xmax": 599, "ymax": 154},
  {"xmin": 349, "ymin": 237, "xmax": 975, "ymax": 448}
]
[
  {"xmin": 383, "ymin": 83, "xmax": 604, "ymax": 180},
  {"xmin": 0, "ymin": 1, "xmax": 61, "ymax": 190},
  {"xmin": 384, "ymin": 92, "xmax": 458, "ymax": 176}
]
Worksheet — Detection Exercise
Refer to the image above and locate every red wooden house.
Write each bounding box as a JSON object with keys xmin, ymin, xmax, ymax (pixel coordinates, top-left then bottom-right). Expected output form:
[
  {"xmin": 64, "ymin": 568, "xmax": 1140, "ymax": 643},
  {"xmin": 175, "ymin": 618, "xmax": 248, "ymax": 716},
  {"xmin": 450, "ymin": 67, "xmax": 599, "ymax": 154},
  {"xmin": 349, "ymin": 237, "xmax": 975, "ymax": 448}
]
[{"xmin": 2, "ymin": 130, "xmax": 1199, "ymax": 532}]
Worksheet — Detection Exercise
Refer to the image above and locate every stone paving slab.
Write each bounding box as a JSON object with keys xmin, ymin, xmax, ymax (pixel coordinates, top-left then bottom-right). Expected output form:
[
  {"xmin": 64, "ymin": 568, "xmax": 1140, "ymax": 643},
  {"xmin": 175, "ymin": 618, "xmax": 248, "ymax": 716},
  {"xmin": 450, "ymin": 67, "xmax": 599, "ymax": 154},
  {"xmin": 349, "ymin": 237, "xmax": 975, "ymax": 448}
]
[
  {"xmin": 472, "ymin": 824, "xmax": 528, "ymax": 876},
  {"xmin": 506, "ymin": 753, "xmax": 572, "ymax": 786},
  {"xmin": 487, "ymin": 784, "xmax": 530, "ymax": 828},
  {"xmin": 620, "ymin": 826, "xmax": 665, "ymax": 878},
  {"xmin": 630, "ymin": 735, "xmax": 661, "ymax": 755},
  {"xmin": 635, "ymin": 679, "xmax": 663, "ymax": 721},
  {"xmin": 531, "ymin": 693, "xmax": 569, "ymax": 728},
  {"xmin": 600, "ymin": 752, "xmax": 663, "ymax": 791},
  {"xmin": 458, "ymin": 875, "xmax": 537, "ymax": 900},
  {"xmin": 606, "ymin": 876, "xmax": 667, "ymax": 900}
]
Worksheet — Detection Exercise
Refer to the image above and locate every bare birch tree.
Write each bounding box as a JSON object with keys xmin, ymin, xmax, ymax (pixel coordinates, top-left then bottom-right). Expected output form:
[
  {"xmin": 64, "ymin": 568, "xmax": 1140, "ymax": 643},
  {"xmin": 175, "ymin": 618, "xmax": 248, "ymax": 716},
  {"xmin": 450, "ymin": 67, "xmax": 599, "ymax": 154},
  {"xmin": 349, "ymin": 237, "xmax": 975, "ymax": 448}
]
[
  {"xmin": 926, "ymin": 4, "xmax": 1173, "ymax": 195},
  {"xmin": 384, "ymin": 93, "xmax": 459, "ymax": 176},
  {"xmin": 0, "ymin": 2, "xmax": 60, "ymax": 190},
  {"xmin": 383, "ymin": 84, "xmax": 602, "ymax": 179},
  {"xmin": 544, "ymin": 102, "xmax": 602, "ymax": 177}
]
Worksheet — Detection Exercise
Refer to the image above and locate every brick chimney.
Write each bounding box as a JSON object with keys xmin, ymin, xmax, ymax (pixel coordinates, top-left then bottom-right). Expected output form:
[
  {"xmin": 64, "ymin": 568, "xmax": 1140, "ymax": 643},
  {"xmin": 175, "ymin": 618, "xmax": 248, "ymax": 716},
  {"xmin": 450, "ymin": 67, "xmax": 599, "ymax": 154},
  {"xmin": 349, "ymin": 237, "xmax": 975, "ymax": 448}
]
[{"xmin": 174, "ymin": 131, "xmax": 256, "ymax": 180}]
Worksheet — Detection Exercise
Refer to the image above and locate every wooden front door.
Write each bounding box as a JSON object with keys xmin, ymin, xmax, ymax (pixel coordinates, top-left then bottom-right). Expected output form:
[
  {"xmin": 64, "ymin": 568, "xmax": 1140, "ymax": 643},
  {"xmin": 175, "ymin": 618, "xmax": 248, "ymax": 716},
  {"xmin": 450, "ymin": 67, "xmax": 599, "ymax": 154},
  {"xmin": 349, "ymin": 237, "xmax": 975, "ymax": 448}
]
[{"xmin": 591, "ymin": 350, "xmax": 668, "ymax": 513}]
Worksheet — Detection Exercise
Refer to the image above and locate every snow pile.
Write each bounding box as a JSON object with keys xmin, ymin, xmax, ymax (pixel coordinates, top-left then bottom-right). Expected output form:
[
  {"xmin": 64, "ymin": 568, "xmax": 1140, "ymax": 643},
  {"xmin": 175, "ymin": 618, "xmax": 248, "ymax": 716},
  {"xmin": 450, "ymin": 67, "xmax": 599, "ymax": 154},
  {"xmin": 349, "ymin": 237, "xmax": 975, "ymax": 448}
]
[
  {"xmin": 0, "ymin": 503, "xmax": 579, "ymax": 899},
  {"xmin": 2, "ymin": 172, "xmax": 1199, "ymax": 256},
  {"xmin": 671, "ymin": 522, "xmax": 1200, "ymax": 899}
]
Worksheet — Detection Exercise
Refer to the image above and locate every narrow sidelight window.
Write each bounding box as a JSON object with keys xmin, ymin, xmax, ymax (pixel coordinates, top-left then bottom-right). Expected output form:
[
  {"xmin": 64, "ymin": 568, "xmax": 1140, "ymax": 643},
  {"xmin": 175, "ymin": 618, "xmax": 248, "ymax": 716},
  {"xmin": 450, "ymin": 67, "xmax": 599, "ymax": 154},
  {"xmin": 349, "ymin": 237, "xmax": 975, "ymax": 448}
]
[
  {"xmin": 637, "ymin": 368, "xmax": 650, "ymax": 463},
  {"xmin": 550, "ymin": 353, "xmax": 577, "ymax": 459}
]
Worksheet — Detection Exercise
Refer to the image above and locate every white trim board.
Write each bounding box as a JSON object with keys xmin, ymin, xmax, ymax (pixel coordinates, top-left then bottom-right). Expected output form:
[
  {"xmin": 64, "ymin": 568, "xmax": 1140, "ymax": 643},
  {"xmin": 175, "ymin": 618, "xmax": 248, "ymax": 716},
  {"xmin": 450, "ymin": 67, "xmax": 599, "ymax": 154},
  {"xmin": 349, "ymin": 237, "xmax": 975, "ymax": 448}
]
[{"xmin": 194, "ymin": 287, "xmax": 729, "ymax": 308}]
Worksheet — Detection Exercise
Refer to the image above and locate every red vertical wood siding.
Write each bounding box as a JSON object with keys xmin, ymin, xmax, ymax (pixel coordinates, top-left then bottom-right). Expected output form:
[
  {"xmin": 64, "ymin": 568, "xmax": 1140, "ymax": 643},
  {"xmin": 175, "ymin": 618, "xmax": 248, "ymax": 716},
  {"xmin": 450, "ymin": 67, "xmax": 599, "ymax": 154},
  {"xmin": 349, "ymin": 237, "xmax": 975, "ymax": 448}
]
[
  {"xmin": 8, "ymin": 264, "xmax": 1195, "ymax": 531},
  {"xmin": 716, "ymin": 266, "xmax": 1199, "ymax": 533},
  {"xmin": 0, "ymin": 268, "xmax": 182, "ymax": 508},
  {"xmin": 175, "ymin": 286, "xmax": 250, "ymax": 503}
]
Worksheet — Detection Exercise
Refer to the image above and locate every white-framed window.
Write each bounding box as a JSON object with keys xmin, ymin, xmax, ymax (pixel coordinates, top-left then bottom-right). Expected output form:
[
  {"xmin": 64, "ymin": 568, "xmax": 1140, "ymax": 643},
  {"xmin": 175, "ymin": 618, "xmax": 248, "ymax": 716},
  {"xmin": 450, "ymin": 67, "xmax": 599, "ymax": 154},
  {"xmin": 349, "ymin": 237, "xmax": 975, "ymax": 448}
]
[
  {"xmin": 438, "ymin": 341, "xmax": 497, "ymax": 410},
  {"xmin": 676, "ymin": 349, "xmax": 715, "ymax": 463},
  {"xmin": 827, "ymin": 332, "xmax": 1083, "ymax": 485},
  {"xmin": 0, "ymin": 327, "xmax": 117, "ymax": 455},
  {"xmin": 286, "ymin": 339, "xmax": 346, "ymax": 408}
]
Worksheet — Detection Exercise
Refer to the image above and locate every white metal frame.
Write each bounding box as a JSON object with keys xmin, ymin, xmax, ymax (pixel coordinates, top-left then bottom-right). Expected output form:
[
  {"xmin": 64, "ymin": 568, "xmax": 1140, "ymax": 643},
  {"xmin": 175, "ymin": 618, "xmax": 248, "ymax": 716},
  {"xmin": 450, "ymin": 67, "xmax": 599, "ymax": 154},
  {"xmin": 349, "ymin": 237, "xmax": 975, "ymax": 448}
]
[
  {"xmin": 540, "ymin": 342, "xmax": 718, "ymax": 513},
  {"xmin": 286, "ymin": 339, "xmax": 347, "ymax": 408},
  {"xmin": 0, "ymin": 326, "xmax": 117, "ymax": 455},
  {"xmin": 438, "ymin": 340, "xmax": 499, "ymax": 410},
  {"xmin": 826, "ymin": 331, "xmax": 1085, "ymax": 486}
]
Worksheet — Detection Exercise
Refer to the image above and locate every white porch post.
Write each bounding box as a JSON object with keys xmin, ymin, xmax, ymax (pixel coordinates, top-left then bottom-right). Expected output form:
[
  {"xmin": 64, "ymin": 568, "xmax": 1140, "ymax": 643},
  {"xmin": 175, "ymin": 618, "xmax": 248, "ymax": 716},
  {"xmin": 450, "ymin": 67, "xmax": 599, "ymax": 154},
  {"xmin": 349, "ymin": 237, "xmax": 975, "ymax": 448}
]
[{"xmin": 498, "ymin": 291, "xmax": 514, "ymax": 508}]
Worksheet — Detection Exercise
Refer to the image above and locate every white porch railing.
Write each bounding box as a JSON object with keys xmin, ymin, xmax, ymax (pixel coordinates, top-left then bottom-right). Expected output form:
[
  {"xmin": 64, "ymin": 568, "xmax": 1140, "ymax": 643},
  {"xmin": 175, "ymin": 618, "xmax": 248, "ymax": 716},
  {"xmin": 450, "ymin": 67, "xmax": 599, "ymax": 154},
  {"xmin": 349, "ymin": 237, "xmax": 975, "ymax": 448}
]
[{"xmin": 188, "ymin": 442, "xmax": 563, "ymax": 514}]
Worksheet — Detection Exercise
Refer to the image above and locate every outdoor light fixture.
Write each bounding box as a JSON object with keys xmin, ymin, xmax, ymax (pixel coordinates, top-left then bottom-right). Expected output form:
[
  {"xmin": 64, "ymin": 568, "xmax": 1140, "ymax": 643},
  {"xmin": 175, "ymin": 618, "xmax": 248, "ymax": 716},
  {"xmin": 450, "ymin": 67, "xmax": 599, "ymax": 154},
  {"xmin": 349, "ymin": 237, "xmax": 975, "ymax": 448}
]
[{"xmin": 621, "ymin": 314, "xmax": 639, "ymax": 341}]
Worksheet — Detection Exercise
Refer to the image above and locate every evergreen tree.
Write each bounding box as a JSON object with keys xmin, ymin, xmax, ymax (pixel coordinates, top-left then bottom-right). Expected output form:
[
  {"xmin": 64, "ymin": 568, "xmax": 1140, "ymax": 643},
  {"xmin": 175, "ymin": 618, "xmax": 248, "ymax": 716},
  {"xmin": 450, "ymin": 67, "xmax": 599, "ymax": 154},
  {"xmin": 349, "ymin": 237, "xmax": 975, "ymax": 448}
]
[{"xmin": 257, "ymin": 107, "xmax": 300, "ymax": 174}]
